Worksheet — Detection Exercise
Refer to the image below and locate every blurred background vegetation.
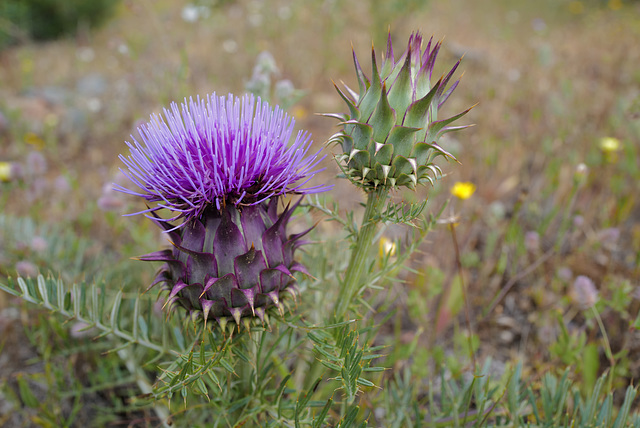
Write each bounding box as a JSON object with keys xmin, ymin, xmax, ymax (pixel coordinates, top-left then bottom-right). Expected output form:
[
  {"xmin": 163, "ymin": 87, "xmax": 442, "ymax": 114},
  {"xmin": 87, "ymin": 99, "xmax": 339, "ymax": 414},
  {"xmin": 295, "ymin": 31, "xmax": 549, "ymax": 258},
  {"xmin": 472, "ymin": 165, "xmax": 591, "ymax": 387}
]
[{"xmin": 1, "ymin": 0, "xmax": 639, "ymax": 425}]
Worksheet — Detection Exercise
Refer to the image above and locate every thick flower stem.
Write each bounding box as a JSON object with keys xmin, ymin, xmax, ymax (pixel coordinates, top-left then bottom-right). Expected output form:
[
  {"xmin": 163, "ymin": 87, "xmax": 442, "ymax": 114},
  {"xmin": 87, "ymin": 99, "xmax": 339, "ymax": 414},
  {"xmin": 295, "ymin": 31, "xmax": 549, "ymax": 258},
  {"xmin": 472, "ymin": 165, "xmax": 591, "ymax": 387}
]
[{"xmin": 334, "ymin": 186, "xmax": 388, "ymax": 320}]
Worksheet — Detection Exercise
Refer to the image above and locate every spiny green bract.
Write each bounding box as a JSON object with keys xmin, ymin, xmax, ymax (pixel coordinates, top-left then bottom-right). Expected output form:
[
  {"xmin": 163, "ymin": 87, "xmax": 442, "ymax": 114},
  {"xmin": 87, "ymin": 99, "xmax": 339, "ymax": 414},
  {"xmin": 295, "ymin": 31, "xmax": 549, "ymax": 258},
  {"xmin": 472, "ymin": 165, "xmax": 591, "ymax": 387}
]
[{"xmin": 326, "ymin": 31, "xmax": 474, "ymax": 191}]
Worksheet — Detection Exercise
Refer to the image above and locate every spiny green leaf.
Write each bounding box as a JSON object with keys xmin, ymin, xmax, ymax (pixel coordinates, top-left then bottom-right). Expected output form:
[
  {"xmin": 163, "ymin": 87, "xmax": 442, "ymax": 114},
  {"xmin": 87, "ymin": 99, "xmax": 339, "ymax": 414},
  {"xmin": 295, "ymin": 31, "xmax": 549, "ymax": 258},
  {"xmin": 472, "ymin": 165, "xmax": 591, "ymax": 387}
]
[
  {"xmin": 387, "ymin": 50, "xmax": 413, "ymax": 124},
  {"xmin": 374, "ymin": 143, "xmax": 394, "ymax": 166},
  {"xmin": 334, "ymin": 82, "xmax": 359, "ymax": 119},
  {"xmin": 359, "ymin": 47, "xmax": 383, "ymax": 120},
  {"xmin": 404, "ymin": 77, "xmax": 441, "ymax": 129},
  {"xmin": 426, "ymin": 104, "xmax": 475, "ymax": 142},
  {"xmin": 386, "ymin": 126, "xmax": 420, "ymax": 158},
  {"xmin": 369, "ymin": 84, "xmax": 396, "ymax": 143}
]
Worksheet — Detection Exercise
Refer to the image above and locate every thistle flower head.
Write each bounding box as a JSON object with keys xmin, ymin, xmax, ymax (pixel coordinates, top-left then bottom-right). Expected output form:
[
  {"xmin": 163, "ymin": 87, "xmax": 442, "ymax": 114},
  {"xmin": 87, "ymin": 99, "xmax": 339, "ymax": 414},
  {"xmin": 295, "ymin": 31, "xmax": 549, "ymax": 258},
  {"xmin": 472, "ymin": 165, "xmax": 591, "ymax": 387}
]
[
  {"xmin": 117, "ymin": 93, "xmax": 328, "ymax": 225},
  {"xmin": 119, "ymin": 93, "xmax": 329, "ymax": 330},
  {"xmin": 326, "ymin": 31, "xmax": 474, "ymax": 191}
]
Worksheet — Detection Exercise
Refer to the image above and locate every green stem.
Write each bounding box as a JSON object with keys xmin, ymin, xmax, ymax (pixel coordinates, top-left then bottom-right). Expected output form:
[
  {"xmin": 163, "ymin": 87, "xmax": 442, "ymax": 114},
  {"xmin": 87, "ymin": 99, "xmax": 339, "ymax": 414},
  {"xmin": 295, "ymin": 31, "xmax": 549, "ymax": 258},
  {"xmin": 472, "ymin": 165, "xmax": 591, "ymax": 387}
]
[
  {"xmin": 591, "ymin": 307, "xmax": 615, "ymax": 392},
  {"xmin": 334, "ymin": 186, "xmax": 389, "ymax": 320}
]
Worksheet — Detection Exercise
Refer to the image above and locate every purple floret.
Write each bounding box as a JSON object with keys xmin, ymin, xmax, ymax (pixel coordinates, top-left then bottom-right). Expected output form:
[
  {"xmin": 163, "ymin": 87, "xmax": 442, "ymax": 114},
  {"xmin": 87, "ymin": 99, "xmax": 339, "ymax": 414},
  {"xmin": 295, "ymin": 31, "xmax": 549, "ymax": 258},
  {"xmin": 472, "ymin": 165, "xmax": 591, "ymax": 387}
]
[{"xmin": 117, "ymin": 93, "xmax": 329, "ymax": 224}]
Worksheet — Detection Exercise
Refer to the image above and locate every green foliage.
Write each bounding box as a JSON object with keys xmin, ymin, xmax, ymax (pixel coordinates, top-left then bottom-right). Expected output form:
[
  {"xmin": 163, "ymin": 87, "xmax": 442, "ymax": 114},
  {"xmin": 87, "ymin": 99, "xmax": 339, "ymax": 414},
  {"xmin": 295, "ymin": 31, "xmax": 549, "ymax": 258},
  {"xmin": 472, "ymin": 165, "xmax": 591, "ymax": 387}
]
[
  {"xmin": 0, "ymin": 0, "xmax": 119, "ymax": 48},
  {"xmin": 2, "ymin": 3, "xmax": 640, "ymax": 426},
  {"xmin": 373, "ymin": 199, "xmax": 428, "ymax": 226},
  {"xmin": 309, "ymin": 325, "xmax": 385, "ymax": 405},
  {"xmin": 0, "ymin": 214, "xmax": 101, "ymax": 282}
]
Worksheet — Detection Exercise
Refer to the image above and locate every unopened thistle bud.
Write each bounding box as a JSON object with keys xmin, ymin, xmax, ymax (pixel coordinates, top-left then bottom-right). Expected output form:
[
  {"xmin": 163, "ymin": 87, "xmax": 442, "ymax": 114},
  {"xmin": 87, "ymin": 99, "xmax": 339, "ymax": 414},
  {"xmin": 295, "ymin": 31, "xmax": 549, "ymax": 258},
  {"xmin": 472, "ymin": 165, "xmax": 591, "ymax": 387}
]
[
  {"xmin": 326, "ymin": 31, "xmax": 474, "ymax": 191},
  {"xmin": 118, "ymin": 93, "xmax": 329, "ymax": 331}
]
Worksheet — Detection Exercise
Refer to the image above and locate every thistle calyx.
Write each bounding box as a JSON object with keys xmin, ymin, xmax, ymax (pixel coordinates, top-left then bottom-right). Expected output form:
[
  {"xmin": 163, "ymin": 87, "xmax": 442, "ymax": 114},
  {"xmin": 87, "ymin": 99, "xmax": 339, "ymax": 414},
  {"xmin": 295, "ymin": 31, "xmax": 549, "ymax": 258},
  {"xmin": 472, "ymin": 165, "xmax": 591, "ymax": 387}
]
[{"xmin": 327, "ymin": 31, "xmax": 474, "ymax": 191}]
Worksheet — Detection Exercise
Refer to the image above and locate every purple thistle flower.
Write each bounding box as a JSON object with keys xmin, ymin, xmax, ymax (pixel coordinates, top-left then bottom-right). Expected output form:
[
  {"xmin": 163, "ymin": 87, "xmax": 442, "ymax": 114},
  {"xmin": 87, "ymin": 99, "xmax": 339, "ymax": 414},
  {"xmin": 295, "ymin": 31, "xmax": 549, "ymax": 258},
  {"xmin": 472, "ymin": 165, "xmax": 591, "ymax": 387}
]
[
  {"xmin": 117, "ymin": 93, "xmax": 329, "ymax": 225},
  {"xmin": 118, "ymin": 93, "xmax": 329, "ymax": 330}
]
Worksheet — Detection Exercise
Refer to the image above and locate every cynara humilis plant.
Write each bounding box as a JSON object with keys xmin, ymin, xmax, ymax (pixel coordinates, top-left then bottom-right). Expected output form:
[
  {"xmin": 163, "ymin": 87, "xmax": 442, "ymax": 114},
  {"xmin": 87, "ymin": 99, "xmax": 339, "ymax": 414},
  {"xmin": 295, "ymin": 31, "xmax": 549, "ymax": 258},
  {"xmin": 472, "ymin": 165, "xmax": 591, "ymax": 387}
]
[
  {"xmin": 0, "ymin": 30, "xmax": 490, "ymax": 428},
  {"xmin": 327, "ymin": 32, "xmax": 474, "ymax": 191},
  {"xmin": 4, "ymin": 26, "xmax": 640, "ymax": 428},
  {"xmin": 117, "ymin": 93, "xmax": 329, "ymax": 332},
  {"xmin": 326, "ymin": 31, "xmax": 473, "ymax": 318}
]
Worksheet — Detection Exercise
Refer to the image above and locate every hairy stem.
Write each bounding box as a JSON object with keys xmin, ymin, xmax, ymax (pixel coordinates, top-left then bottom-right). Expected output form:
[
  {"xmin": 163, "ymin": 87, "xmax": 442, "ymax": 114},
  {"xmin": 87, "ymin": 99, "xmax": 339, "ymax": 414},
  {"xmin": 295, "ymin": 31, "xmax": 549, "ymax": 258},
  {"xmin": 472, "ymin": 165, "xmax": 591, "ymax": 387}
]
[{"xmin": 334, "ymin": 186, "xmax": 388, "ymax": 319}]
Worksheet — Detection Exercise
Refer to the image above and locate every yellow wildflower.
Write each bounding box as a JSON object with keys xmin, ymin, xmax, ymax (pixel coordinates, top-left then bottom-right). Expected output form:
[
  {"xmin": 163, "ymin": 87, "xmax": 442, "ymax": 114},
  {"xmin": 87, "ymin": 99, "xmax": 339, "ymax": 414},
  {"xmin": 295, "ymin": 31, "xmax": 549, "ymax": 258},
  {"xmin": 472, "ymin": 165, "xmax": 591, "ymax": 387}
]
[
  {"xmin": 0, "ymin": 162, "xmax": 12, "ymax": 182},
  {"xmin": 451, "ymin": 182, "xmax": 476, "ymax": 200},
  {"xmin": 599, "ymin": 137, "xmax": 621, "ymax": 153},
  {"xmin": 379, "ymin": 237, "xmax": 397, "ymax": 258},
  {"xmin": 599, "ymin": 137, "xmax": 621, "ymax": 163}
]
